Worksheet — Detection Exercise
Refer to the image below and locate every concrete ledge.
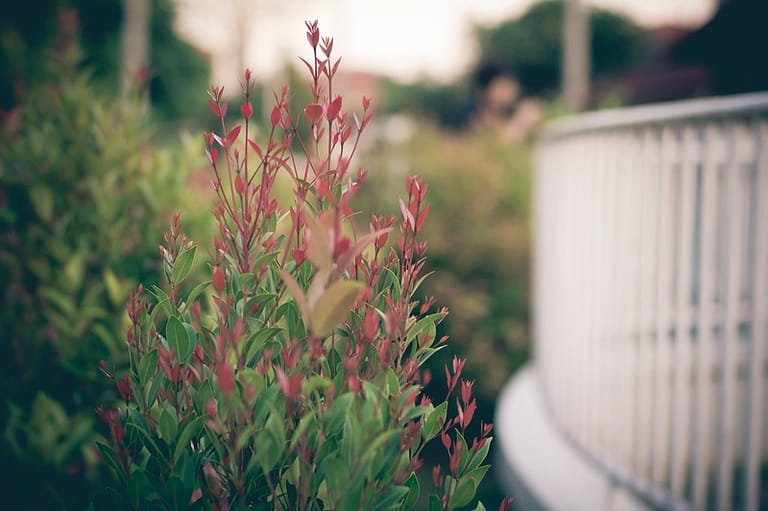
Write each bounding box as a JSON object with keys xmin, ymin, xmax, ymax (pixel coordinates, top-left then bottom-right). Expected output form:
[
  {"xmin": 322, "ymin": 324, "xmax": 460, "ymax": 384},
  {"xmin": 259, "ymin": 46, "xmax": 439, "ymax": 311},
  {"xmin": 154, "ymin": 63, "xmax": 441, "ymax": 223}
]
[{"xmin": 494, "ymin": 365, "xmax": 649, "ymax": 511}]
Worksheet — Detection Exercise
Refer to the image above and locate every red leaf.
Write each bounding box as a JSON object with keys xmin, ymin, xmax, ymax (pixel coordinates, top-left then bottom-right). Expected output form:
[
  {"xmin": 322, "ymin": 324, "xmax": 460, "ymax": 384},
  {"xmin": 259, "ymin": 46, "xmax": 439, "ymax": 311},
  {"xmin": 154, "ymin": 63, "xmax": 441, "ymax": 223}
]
[
  {"xmin": 212, "ymin": 265, "xmax": 225, "ymax": 293},
  {"xmin": 363, "ymin": 309, "xmax": 379, "ymax": 339},
  {"xmin": 399, "ymin": 198, "xmax": 415, "ymax": 231},
  {"xmin": 235, "ymin": 175, "xmax": 246, "ymax": 195},
  {"xmin": 248, "ymin": 138, "xmax": 263, "ymax": 158},
  {"xmin": 208, "ymin": 100, "xmax": 221, "ymax": 118},
  {"xmin": 240, "ymin": 101, "xmax": 253, "ymax": 119},
  {"xmin": 326, "ymin": 96, "xmax": 342, "ymax": 121},
  {"xmin": 341, "ymin": 125, "xmax": 352, "ymax": 143},
  {"xmin": 304, "ymin": 103, "xmax": 323, "ymax": 124},
  {"xmin": 361, "ymin": 113, "xmax": 372, "ymax": 130},
  {"xmin": 225, "ymin": 125, "xmax": 241, "ymax": 147},
  {"xmin": 217, "ymin": 363, "xmax": 234, "ymax": 395},
  {"xmin": 299, "ymin": 57, "xmax": 314, "ymax": 77},
  {"xmin": 416, "ymin": 203, "xmax": 430, "ymax": 231},
  {"xmin": 331, "ymin": 57, "xmax": 342, "ymax": 76},
  {"xmin": 347, "ymin": 374, "xmax": 361, "ymax": 393},
  {"xmin": 270, "ymin": 105, "xmax": 281, "ymax": 127},
  {"xmin": 205, "ymin": 148, "xmax": 219, "ymax": 166}
]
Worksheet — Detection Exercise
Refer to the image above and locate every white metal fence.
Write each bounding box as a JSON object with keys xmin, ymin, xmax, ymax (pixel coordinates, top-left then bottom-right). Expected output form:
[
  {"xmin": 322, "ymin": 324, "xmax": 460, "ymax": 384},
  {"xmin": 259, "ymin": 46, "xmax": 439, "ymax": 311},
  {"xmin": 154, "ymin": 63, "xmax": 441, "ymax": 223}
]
[{"xmin": 535, "ymin": 92, "xmax": 768, "ymax": 511}]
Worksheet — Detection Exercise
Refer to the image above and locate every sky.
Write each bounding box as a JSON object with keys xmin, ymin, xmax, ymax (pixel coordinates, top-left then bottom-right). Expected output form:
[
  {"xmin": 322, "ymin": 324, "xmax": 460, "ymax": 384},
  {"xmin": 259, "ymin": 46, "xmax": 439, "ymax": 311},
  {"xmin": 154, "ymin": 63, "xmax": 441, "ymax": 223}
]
[{"xmin": 174, "ymin": 0, "xmax": 717, "ymax": 89}]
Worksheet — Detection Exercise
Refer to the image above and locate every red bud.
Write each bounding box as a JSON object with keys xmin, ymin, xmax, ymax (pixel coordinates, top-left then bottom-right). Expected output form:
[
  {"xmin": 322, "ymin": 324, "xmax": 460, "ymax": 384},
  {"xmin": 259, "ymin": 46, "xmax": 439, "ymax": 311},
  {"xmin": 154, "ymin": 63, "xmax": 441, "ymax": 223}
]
[{"xmin": 212, "ymin": 265, "xmax": 225, "ymax": 293}]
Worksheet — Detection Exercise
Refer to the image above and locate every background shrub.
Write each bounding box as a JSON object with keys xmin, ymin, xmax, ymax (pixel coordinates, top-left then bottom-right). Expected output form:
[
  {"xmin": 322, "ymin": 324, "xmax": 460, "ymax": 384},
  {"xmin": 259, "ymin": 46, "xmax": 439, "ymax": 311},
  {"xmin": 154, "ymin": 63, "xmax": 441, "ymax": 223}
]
[
  {"xmin": 356, "ymin": 122, "xmax": 532, "ymax": 404},
  {"xmin": 0, "ymin": 39, "xmax": 213, "ymax": 509}
]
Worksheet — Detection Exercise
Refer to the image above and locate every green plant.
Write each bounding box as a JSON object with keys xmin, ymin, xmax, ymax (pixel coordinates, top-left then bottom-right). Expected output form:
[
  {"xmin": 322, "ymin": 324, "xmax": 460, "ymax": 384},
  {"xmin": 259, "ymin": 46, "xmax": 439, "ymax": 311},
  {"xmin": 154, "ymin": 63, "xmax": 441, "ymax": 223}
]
[
  {"xmin": 97, "ymin": 21, "xmax": 512, "ymax": 511},
  {"xmin": 357, "ymin": 123, "xmax": 532, "ymax": 401},
  {"xmin": 0, "ymin": 22, "xmax": 211, "ymax": 509}
]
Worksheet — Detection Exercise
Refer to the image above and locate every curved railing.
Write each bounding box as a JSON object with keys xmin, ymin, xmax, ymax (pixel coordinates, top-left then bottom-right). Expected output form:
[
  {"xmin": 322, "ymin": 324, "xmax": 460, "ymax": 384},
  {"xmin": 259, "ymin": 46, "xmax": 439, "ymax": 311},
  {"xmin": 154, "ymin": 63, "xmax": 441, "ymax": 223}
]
[{"xmin": 534, "ymin": 92, "xmax": 768, "ymax": 510}]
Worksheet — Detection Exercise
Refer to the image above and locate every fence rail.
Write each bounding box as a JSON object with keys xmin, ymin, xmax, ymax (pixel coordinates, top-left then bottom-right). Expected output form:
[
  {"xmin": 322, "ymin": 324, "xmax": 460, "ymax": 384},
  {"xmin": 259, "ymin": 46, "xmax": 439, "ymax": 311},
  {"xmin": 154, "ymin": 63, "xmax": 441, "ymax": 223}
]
[{"xmin": 534, "ymin": 92, "xmax": 768, "ymax": 511}]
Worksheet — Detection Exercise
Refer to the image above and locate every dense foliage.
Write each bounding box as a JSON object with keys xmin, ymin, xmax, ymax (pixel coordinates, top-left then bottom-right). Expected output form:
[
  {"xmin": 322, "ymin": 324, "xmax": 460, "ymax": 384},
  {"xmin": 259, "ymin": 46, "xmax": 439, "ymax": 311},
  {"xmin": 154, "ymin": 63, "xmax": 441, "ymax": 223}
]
[
  {"xmin": 95, "ymin": 21, "xmax": 511, "ymax": 511},
  {"xmin": 0, "ymin": 30, "xmax": 211, "ymax": 509},
  {"xmin": 357, "ymin": 123, "xmax": 532, "ymax": 404},
  {"xmin": 0, "ymin": 0, "xmax": 209, "ymax": 119}
]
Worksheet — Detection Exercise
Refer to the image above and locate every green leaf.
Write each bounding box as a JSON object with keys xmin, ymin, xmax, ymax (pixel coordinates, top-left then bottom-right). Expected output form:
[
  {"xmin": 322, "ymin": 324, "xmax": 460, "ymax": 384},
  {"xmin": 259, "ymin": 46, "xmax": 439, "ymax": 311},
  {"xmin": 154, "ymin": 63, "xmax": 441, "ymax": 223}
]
[
  {"xmin": 165, "ymin": 475, "xmax": 190, "ymax": 511},
  {"xmin": 379, "ymin": 267, "xmax": 402, "ymax": 298},
  {"xmin": 466, "ymin": 438, "xmax": 493, "ymax": 474},
  {"xmin": 128, "ymin": 470, "xmax": 152, "ymax": 510},
  {"xmin": 183, "ymin": 279, "xmax": 211, "ymax": 311},
  {"xmin": 449, "ymin": 477, "xmax": 476, "ymax": 510},
  {"xmin": 473, "ymin": 502, "xmax": 488, "ymax": 511},
  {"xmin": 96, "ymin": 441, "xmax": 124, "ymax": 481},
  {"xmin": 166, "ymin": 316, "xmax": 192, "ymax": 363},
  {"xmin": 428, "ymin": 495, "xmax": 442, "ymax": 511},
  {"xmin": 158, "ymin": 406, "xmax": 178, "ymax": 442},
  {"xmin": 320, "ymin": 455, "xmax": 348, "ymax": 498},
  {"xmin": 405, "ymin": 312, "xmax": 448, "ymax": 344},
  {"xmin": 326, "ymin": 393, "xmax": 354, "ymax": 435},
  {"xmin": 310, "ymin": 279, "xmax": 364, "ymax": 336},
  {"xmin": 146, "ymin": 373, "xmax": 164, "ymax": 408},
  {"xmin": 244, "ymin": 326, "xmax": 283, "ymax": 364},
  {"xmin": 423, "ymin": 401, "xmax": 447, "ymax": 441},
  {"xmin": 466, "ymin": 465, "xmax": 490, "ymax": 488},
  {"xmin": 278, "ymin": 269, "xmax": 310, "ymax": 325},
  {"xmin": 370, "ymin": 485, "xmax": 409, "ymax": 511},
  {"xmin": 402, "ymin": 472, "xmax": 420, "ymax": 510},
  {"xmin": 173, "ymin": 417, "xmax": 202, "ymax": 463},
  {"xmin": 289, "ymin": 412, "xmax": 317, "ymax": 450},
  {"xmin": 385, "ymin": 368, "xmax": 399, "ymax": 398},
  {"xmin": 138, "ymin": 349, "xmax": 158, "ymax": 386},
  {"xmin": 302, "ymin": 375, "xmax": 333, "ymax": 394}
]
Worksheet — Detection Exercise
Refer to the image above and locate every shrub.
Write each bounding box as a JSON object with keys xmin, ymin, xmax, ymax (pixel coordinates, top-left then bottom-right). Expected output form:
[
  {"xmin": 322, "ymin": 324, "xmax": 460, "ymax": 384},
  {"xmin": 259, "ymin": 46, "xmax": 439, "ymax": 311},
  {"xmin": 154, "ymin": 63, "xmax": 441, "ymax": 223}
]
[
  {"xmin": 0, "ymin": 26, "xmax": 211, "ymax": 509},
  {"xmin": 357, "ymin": 123, "xmax": 532, "ymax": 402},
  {"xmin": 96, "ymin": 21, "xmax": 512, "ymax": 511}
]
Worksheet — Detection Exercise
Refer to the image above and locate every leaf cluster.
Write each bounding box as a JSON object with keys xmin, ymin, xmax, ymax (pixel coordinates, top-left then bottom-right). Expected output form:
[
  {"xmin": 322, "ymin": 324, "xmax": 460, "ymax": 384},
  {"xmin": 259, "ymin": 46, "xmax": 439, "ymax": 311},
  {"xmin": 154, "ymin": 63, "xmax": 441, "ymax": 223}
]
[{"xmin": 96, "ymin": 21, "xmax": 505, "ymax": 511}]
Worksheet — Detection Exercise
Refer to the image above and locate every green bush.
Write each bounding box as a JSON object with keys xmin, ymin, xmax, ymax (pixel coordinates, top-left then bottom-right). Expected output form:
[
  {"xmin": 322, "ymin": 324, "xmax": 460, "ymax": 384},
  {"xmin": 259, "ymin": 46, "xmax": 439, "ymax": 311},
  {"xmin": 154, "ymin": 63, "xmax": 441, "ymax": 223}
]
[
  {"xmin": 356, "ymin": 122, "xmax": 532, "ymax": 401},
  {"xmin": 0, "ymin": 45, "xmax": 212, "ymax": 509}
]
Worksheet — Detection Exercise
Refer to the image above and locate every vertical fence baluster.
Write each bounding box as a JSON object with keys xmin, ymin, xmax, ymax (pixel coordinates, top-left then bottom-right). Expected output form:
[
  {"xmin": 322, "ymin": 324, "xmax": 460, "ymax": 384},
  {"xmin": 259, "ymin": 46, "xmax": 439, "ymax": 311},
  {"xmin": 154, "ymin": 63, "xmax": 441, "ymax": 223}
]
[{"xmin": 670, "ymin": 125, "xmax": 698, "ymax": 503}]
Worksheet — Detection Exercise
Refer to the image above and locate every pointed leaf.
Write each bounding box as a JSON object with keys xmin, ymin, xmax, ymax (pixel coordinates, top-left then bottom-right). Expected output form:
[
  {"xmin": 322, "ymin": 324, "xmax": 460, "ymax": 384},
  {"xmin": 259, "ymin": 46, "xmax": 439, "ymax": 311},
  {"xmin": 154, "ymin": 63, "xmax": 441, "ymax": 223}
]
[
  {"xmin": 166, "ymin": 316, "xmax": 191, "ymax": 363},
  {"xmin": 225, "ymin": 125, "xmax": 241, "ymax": 147},
  {"xmin": 403, "ymin": 472, "xmax": 420, "ymax": 510},
  {"xmin": 172, "ymin": 246, "xmax": 196, "ymax": 284},
  {"xmin": 332, "ymin": 228, "xmax": 390, "ymax": 280},
  {"xmin": 310, "ymin": 279, "xmax": 364, "ymax": 336},
  {"xmin": 303, "ymin": 209, "xmax": 332, "ymax": 272},
  {"xmin": 449, "ymin": 477, "xmax": 476, "ymax": 509},
  {"xmin": 278, "ymin": 269, "xmax": 310, "ymax": 327},
  {"xmin": 138, "ymin": 349, "xmax": 158, "ymax": 386}
]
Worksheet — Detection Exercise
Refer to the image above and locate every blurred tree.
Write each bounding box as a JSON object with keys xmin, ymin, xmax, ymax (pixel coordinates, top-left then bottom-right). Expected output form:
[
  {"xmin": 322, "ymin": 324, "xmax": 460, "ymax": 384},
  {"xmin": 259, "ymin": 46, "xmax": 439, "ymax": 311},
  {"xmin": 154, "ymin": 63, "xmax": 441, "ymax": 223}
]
[
  {"xmin": 475, "ymin": 0, "xmax": 650, "ymax": 97},
  {"xmin": 0, "ymin": 0, "xmax": 209, "ymax": 119},
  {"xmin": 379, "ymin": 78, "xmax": 472, "ymax": 129}
]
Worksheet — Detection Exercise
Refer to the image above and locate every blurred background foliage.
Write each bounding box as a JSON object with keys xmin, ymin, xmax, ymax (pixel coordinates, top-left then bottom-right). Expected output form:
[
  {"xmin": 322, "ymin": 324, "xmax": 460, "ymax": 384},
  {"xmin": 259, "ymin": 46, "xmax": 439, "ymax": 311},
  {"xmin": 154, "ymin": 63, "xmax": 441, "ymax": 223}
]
[
  {"xmin": 0, "ymin": 0, "xmax": 210, "ymax": 120},
  {"xmin": 0, "ymin": 10, "xmax": 213, "ymax": 509},
  {"xmin": 474, "ymin": 0, "xmax": 649, "ymax": 97},
  {"xmin": 355, "ymin": 124, "xmax": 532, "ymax": 402}
]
